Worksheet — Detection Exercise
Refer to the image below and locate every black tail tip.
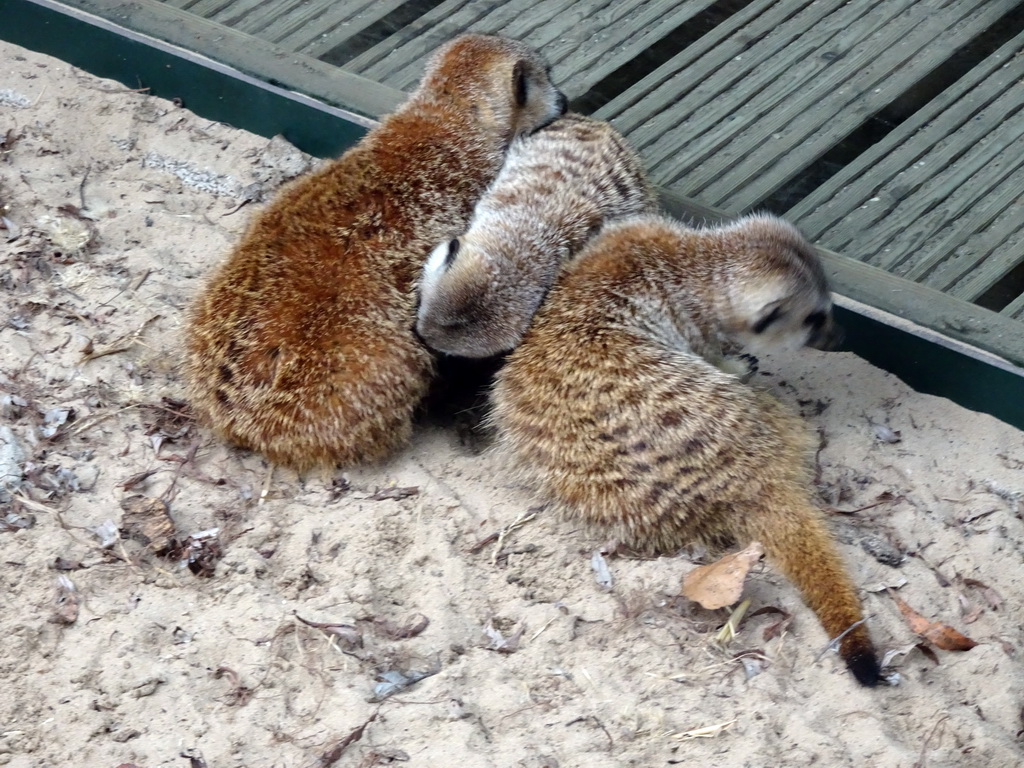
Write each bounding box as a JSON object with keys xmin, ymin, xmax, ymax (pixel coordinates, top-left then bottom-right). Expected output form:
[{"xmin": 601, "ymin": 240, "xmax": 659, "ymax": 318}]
[{"xmin": 846, "ymin": 651, "xmax": 883, "ymax": 687}]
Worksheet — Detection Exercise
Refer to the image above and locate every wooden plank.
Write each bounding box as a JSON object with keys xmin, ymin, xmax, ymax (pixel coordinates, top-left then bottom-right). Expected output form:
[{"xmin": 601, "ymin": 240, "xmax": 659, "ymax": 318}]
[
  {"xmin": 187, "ymin": 0, "xmax": 242, "ymax": 19},
  {"xmin": 850, "ymin": 90, "xmax": 1024, "ymax": 273},
  {"xmin": 634, "ymin": 0, "xmax": 896, "ymax": 187},
  {"xmin": 287, "ymin": 0, "xmax": 410, "ymax": 56},
  {"xmin": 906, "ymin": 145, "xmax": 1024, "ymax": 293},
  {"xmin": 664, "ymin": 0, "xmax": 1002, "ymax": 211},
  {"xmin": 1001, "ymin": 292, "xmax": 1024, "ymax": 320},
  {"xmin": 528, "ymin": 0, "xmax": 719, "ymax": 96},
  {"xmin": 61, "ymin": 0, "xmax": 405, "ymax": 119},
  {"xmin": 344, "ymin": 0, "xmax": 718, "ymax": 99},
  {"xmin": 788, "ymin": 28, "xmax": 1024, "ymax": 244},
  {"xmin": 595, "ymin": 0, "xmax": 822, "ymax": 139},
  {"xmin": 701, "ymin": 0, "xmax": 1005, "ymax": 211},
  {"xmin": 219, "ymin": 0, "xmax": 306, "ymax": 34},
  {"xmin": 344, "ymin": 0, "xmax": 525, "ymax": 78}
]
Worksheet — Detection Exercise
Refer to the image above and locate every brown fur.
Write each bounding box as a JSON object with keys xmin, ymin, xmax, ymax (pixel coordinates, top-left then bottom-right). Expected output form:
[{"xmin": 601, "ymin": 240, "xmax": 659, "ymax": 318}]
[
  {"xmin": 185, "ymin": 35, "xmax": 565, "ymax": 470},
  {"xmin": 490, "ymin": 213, "xmax": 881, "ymax": 686}
]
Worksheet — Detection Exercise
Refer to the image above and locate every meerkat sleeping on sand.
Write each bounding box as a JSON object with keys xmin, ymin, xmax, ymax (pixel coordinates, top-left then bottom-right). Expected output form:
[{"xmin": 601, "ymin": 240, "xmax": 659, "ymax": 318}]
[
  {"xmin": 184, "ymin": 35, "xmax": 565, "ymax": 470},
  {"xmin": 416, "ymin": 113, "xmax": 654, "ymax": 358},
  {"xmin": 490, "ymin": 213, "xmax": 882, "ymax": 686}
]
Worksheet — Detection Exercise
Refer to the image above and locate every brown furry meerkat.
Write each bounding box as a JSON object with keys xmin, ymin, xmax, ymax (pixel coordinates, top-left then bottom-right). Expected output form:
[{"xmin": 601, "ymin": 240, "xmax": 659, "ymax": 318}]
[
  {"xmin": 416, "ymin": 113, "xmax": 654, "ymax": 358},
  {"xmin": 490, "ymin": 213, "xmax": 882, "ymax": 686},
  {"xmin": 185, "ymin": 35, "xmax": 566, "ymax": 470}
]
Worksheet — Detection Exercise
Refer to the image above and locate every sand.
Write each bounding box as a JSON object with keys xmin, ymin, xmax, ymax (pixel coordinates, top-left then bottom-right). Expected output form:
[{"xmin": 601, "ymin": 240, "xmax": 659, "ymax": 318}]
[{"xmin": 1, "ymin": 41, "xmax": 1022, "ymax": 768}]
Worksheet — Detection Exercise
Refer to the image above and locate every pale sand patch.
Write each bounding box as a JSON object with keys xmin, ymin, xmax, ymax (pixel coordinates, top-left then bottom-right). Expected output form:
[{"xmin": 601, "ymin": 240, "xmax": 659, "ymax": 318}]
[{"xmin": 1, "ymin": 41, "xmax": 1021, "ymax": 768}]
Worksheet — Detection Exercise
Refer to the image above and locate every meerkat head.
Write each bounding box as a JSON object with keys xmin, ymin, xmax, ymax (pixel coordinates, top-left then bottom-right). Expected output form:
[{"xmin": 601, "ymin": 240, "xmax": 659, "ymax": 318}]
[
  {"xmin": 715, "ymin": 214, "xmax": 842, "ymax": 354},
  {"xmin": 417, "ymin": 35, "xmax": 567, "ymax": 139},
  {"xmin": 417, "ymin": 231, "xmax": 545, "ymax": 358}
]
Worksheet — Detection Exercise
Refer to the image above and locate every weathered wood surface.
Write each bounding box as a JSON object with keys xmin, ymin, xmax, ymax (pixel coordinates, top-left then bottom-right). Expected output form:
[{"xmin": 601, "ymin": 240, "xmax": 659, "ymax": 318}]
[
  {"xmin": 789, "ymin": 28, "xmax": 1024, "ymax": 305},
  {"xmin": 596, "ymin": 0, "xmax": 1013, "ymax": 213},
  {"xmin": 341, "ymin": 0, "xmax": 719, "ymax": 99},
  {"xmin": 164, "ymin": 0, "xmax": 407, "ymax": 57}
]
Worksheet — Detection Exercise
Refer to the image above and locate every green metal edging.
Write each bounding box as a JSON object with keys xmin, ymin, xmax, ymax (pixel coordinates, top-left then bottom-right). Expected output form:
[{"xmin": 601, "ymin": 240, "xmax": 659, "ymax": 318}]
[
  {"xmin": 0, "ymin": 0, "xmax": 370, "ymax": 158},
  {"xmin": 4, "ymin": 0, "xmax": 1024, "ymax": 432}
]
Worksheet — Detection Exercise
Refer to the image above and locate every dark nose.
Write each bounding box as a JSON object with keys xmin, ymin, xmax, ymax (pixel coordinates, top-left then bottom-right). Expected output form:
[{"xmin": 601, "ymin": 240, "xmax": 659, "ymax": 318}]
[
  {"xmin": 808, "ymin": 317, "xmax": 844, "ymax": 351},
  {"xmin": 556, "ymin": 91, "xmax": 568, "ymax": 115}
]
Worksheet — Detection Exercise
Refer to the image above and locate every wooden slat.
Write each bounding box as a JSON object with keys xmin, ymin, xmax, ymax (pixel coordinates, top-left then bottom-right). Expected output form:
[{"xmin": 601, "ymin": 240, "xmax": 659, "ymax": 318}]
[
  {"xmin": 784, "ymin": 27, "xmax": 1024, "ymax": 301},
  {"xmin": 286, "ymin": 0, "xmax": 409, "ymax": 57},
  {"xmin": 342, "ymin": 0, "xmax": 718, "ymax": 99},
  {"xmin": 186, "ymin": 0, "xmax": 241, "ymax": 19},
  {"xmin": 787, "ymin": 30, "xmax": 1024, "ymax": 244},
  {"xmin": 908, "ymin": 145, "xmax": 1024, "ymax": 294},
  {"xmin": 217, "ymin": 0, "xmax": 306, "ymax": 34},
  {"xmin": 699, "ymin": 0, "xmax": 1007, "ymax": 211},
  {"xmin": 598, "ymin": 0, "xmax": 1006, "ymax": 213},
  {"xmin": 68, "ymin": 0, "xmax": 406, "ymax": 119},
  {"xmin": 1001, "ymin": 292, "xmax": 1024, "ymax": 320}
]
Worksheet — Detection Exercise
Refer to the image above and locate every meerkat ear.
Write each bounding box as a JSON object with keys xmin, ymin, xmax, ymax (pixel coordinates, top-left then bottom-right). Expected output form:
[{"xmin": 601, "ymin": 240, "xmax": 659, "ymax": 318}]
[
  {"xmin": 444, "ymin": 238, "xmax": 460, "ymax": 268},
  {"xmin": 512, "ymin": 60, "xmax": 528, "ymax": 107},
  {"xmin": 751, "ymin": 301, "xmax": 785, "ymax": 334}
]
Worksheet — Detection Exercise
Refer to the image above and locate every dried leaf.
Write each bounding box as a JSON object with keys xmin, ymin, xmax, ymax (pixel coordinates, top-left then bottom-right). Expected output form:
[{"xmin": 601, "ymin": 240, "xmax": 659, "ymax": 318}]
[
  {"xmin": 90, "ymin": 519, "xmax": 119, "ymax": 548},
  {"xmin": 890, "ymin": 591, "xmax": 978, "ymax": 651},
  {"xmin": 53, "ymin": 556, "xmax": 84, "ymax": 571},
  {"xmin": 369, "ymin": 662, "xmax": 441, "ymax": 702},
  {"xmin": 376, "ymin": 613, "xmax": 429, "ymax": 640},
  {"xmin": 916, "ymin": 643, "xmax": 941, "ymax": 666},
  {"xmin": 482, "ymin": 620, "xmax": 524, "ymax": 653},
  {"xmin": 749, "ymin": 605, "xmax": 793, "ymax": 642},
  {"xmin": 873, "ymin": 423, "xmax": 901, "ymax": 443},
  {"xmin": 176, "ymin": 529, "xmax": 222, "ymax": 577},
  {"xmin": 682, "ymin": 542, "xmax": 764, "ymax": 610},
  {"xmin": 319, "ymin": 711, "xmax": 378, "ymax": 766},
  {"xmin": 119, "ymin": 494, "xmax": 176, "ymax": 553}
]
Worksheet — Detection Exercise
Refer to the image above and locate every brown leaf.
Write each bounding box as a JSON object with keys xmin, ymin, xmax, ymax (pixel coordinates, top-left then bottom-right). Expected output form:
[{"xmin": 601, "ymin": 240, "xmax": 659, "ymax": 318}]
[
  {"xmin": 749, "ymin": 605, "xmax": 793, "ymax": 642},
  {"xmin": 889, "ymin": 591, "xmax": 978, "ymax": 651},
  {"xmin": 682, "ymin": 542, "xmax": 765, "ymax": 610},
  {"xmin": 119, "ymin": 494, "xmax": 177, "ymax": 553}
]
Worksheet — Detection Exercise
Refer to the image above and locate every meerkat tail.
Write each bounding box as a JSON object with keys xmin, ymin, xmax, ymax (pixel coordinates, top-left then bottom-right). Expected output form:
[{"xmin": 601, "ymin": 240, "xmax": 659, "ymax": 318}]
[{"xmin": 746, "ymin": 495, "xmax": 881, "ymax": 686}]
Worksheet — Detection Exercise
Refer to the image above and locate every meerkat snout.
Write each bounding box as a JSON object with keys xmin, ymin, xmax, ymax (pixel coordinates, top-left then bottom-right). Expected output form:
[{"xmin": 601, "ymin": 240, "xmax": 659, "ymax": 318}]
[{"xmin": 715, "ymin": 214, "xmax": 842, "ymax": 356}]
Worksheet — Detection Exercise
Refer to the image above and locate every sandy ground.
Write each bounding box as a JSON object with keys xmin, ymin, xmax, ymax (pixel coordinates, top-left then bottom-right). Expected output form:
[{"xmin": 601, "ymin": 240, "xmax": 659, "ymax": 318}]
[{"xmin": 1, "ymin": 41, "xmax": 1023, "ymax": 768}]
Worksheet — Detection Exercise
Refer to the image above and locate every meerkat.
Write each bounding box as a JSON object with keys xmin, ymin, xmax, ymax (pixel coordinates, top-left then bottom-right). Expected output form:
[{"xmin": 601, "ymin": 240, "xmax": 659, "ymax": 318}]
[
  {"xmin": 416, "ymin": 113, "xmax": 654, "ymax": 358},
  {"xmin": 489, "ymin": 213, "xmax": 881, "ymax": 686},
  {"xmin": 184, "ymin": 35, "xmax": 566, "ymax": 470}
]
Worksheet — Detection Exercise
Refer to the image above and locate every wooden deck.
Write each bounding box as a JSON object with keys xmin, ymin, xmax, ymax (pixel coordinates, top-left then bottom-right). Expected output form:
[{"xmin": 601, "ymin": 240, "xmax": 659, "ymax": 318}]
[{"xmin": 50, "ymin": 0, "xmax": 1024, "ymax": 366}]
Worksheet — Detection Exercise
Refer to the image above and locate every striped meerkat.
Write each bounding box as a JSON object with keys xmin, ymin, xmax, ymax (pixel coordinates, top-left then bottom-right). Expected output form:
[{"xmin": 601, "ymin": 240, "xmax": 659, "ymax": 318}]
[
  {"xmin": 416, "ymin": 113, "xmax": 654, "ymax": 359},
  {"xmin": 184, "ymin": 35, "xmax": 566, "ymax": 470},
  {"xmin": 490, "ymin": 213, "xmax": 881, "ymax": 686}
]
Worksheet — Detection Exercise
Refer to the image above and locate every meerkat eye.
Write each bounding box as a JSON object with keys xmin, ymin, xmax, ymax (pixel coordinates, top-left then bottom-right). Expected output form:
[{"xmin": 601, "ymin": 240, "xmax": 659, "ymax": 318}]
[
  {"xmin": 804, "ymin": 310, "xmax": 827, "ymax": 329},
  {"xmin": 443, "ymin": 239, "xmax": 460, "ymax": 268},
  {"xmin": 512, "ymin": 60, "xmax": 528, "ymax": 107},
  {"xmin": 752, "ymin": 305, "xmax": 785, "ymax": 334}
]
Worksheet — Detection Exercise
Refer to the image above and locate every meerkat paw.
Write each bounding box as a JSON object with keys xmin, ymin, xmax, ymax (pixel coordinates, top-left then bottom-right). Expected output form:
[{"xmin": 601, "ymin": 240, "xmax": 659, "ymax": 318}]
[{"xmin": 718, "ymin": 353, "xmax": 759, "ymax": 383}]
